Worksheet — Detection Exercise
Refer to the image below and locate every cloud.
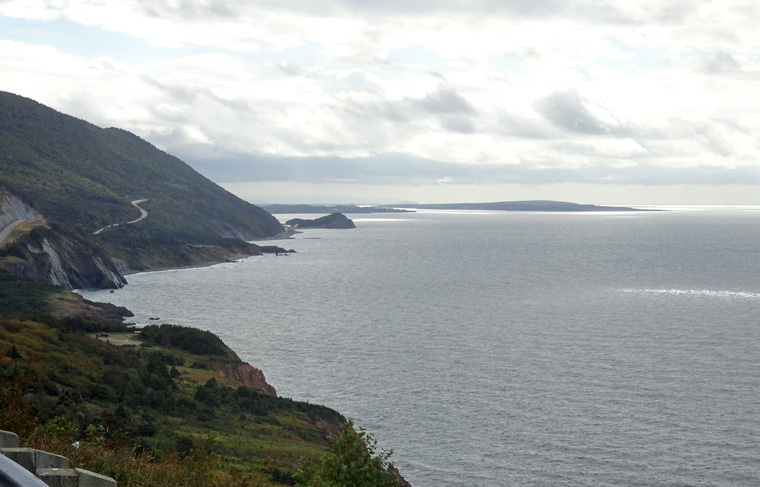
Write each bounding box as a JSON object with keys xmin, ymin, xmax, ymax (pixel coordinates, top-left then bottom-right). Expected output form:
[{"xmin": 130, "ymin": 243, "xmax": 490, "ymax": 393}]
[
  {"xmin": 180, "ymin": 149, "xmax": 760, "ymax": 188},
  {"xmin": 534, "ymin": 89, "xmax": 624, "ymax": 135},
  {"xmin": 3, "ymin": 1, "xmax": 760, "ymax": 204},
  {"xmin": 703, "ymin": 51, "xmax": 741, "ymax": 74},
  {"xmin": 414, "ymin": 87, "xmax": 477, "ymax": 114}
]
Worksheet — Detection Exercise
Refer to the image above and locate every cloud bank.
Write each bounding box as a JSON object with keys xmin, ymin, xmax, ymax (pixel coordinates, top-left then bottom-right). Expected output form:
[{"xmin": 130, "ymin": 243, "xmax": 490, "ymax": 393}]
[{"xmin": 2, "ymin": 0, "xmax": 760, "ymax": 203}]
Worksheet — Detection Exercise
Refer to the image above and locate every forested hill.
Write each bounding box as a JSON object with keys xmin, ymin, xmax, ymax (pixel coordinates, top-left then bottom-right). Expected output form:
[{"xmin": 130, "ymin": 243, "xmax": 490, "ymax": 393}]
[
  {"xmin": 0, "ymin": 91, "xmax": 284, "ymax": 285},
  {"xmin": 0, "ymin": 91, "xmax": 281, "ymax": 240}
]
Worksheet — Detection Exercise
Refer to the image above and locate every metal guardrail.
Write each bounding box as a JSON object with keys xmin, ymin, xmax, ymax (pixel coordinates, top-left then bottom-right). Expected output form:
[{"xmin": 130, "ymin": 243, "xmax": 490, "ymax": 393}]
[{"xmin": 0, "ymin": 453, "xmax": 49, "ymax": 487}]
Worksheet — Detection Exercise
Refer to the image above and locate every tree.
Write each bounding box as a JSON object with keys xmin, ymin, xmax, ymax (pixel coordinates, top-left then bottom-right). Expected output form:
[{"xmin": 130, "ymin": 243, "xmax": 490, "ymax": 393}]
[{"xmin": 295, "ymin": 420, "xmax": 401, "ymax": 487}]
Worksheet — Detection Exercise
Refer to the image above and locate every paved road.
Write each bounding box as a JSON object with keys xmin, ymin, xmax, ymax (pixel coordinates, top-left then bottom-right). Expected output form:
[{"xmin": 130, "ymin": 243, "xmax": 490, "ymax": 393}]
[
  {"xmin": 126, "ymin": 199, "xmax": 148, "ymax": 224},
  {"xmin": 93, "ymin": 199, "xmax": 149, "ymax": 235},
  {"xmin": 0, "ymin": 220, "xmax": 25, "ymax": 246}
]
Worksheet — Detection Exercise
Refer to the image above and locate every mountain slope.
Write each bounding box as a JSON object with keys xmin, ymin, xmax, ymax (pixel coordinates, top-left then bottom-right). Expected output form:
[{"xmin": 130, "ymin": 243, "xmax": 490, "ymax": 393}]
[
  {"xmin": 0, "ymin": 91, "xmax": 284, "ymax": 284},
  {"xmin": 0, "ymin": 91, "xmax": 282, "ymax": 240}
]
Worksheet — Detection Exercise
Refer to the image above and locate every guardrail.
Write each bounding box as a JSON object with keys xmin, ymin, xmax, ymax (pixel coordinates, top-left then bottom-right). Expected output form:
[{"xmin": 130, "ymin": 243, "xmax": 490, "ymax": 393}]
[{"xmin": 0, "ymin": 431, "xmax": 116, "ymax": 487}]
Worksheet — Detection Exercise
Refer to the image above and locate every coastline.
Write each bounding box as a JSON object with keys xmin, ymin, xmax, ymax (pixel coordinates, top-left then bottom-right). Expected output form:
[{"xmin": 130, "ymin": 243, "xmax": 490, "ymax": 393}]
[
  {"xmin": 121, "ymin": 237, "xmax": 297, "ymax": 277},
  {"xmin": 252, "ymin": 225, "xmax": 301, "ymax": 241}
]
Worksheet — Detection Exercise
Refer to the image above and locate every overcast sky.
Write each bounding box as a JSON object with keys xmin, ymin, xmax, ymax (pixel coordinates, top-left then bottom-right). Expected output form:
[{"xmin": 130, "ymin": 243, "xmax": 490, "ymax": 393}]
[{"xmin": 2, "ymin": 1, "xmax": 760, "ymax": 204}]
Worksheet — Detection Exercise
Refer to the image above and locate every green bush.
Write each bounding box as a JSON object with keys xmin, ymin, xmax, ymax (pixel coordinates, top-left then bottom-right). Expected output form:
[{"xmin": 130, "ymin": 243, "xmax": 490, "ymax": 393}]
[
  {"xmin": 294, "ymin": 420, "xmax": 401, "ymax": 487},
  {"xmin": 139, "ymin": 324, "xmax": 228, "ymax": 356}
]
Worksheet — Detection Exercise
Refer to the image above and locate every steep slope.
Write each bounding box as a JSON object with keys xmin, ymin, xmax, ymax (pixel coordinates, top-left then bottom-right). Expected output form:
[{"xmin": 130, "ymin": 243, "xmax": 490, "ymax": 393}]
[
  {"xmin": 0, "ymin": 309, "xmax": 345, "ymax": 486},
  {"xmin": 0, "ymin": 189, "xmax": 127, "ymax": 288},
  {"xmin": 0, "ymin": 91, "xmax": 284, "ymax": 282}
]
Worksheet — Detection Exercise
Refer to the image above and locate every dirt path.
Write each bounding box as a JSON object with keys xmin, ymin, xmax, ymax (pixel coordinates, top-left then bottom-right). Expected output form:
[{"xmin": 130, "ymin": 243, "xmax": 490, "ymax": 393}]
[{"xmin": 93, "ymin": 199, "xmax": 149, "ymax": 235}]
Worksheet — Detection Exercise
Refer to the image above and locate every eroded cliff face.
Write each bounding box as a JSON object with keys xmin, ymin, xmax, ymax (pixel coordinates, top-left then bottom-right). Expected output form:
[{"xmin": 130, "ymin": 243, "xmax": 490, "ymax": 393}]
[
  {"xmin": 0, "ymin": 190, "xmax": 127, "ymax": 290},
  {"xmin": 215, "ymin": 361, "xmax": 278, "ymax": 396},
  {"xmin": 1, "ymin": 225, "xmax": 127, "ymax": 289},
  {"xmin": 0, "ymin": 191, "xmax": 45, "ymax": 227}
]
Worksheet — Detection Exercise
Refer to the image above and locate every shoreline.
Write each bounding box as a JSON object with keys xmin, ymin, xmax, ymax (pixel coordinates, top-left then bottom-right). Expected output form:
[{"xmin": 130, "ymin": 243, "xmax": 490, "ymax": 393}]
[
  {"xmin": 121, "ymin": 231, "xmax": 298, "ymax": 277},
  {"xmin": 252, "ymin": 225, "xmax": 301, "ymax": 241}
]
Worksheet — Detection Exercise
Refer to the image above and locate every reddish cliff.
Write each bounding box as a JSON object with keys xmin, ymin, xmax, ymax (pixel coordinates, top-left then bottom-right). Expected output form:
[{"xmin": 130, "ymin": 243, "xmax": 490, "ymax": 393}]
[{"xmin": 215, "ymin": 361, "xmax": 277, "ymax": 396}]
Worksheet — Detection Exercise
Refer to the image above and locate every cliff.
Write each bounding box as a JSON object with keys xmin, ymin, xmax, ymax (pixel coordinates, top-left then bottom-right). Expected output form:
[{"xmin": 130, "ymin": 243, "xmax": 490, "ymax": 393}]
[
  {"xmin": 0, "ymin": 91, "xmax": 285, "ymax": 289},
  {"xmin": 0, "ymin": 192, "xmax": 126, "ymax": 289},
  {"xmin": 286, "ymin": 213, "xmax": 356, "ymax": 229},
  {"xmin": 0, "ymin": 311, "xmax": 346, "ymax": 486},
  {"xmin": 215, "ymin": 361, "xmax": 277, "ymax": 396},
  {"xmin": 0, "ymin": 192, "xmax": 45, "ymax": 228},
  {"xmin": 0, "ymin": 231, "xmax": 126, "ymax": 289}
]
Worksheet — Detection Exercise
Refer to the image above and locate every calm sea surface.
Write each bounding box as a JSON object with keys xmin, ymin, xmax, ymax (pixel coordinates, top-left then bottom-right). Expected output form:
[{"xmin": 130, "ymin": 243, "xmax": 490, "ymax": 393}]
[{"xmin": 80, "ymin": 208, "xmax": 760, "ymax": 486}]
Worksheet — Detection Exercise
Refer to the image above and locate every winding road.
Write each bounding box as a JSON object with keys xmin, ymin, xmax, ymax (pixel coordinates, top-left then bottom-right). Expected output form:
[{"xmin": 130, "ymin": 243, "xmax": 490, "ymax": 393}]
[
  {"xmin": 0, "ymin": 220, "xmax": 25, "ymax": 246},
  {"xmin": 93, "ymin": 199, "xmax": 149, "ymax": 235}
]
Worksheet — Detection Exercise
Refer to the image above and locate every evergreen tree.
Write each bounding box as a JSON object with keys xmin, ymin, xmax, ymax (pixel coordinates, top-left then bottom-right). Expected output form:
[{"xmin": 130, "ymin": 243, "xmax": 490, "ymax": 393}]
[{"xmin": 295, "ymin": 420, "xmax": 401, "ymax": 487}]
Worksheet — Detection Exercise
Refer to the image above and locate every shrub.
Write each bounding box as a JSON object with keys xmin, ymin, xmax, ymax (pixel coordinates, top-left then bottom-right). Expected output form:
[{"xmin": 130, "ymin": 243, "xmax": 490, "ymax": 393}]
[
  {"xmin": 139, "ymin": 324, "xmax": 229, "ymax": 356},
  {"xmin": 294, "ymin": 420, "xmax": 401, "ymax": 487}
]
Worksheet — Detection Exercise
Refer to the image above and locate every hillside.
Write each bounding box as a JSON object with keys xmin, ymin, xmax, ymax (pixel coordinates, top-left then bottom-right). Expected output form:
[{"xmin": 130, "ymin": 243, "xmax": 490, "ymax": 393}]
[
  {"xmin": 0, "ymin": 270, "xmax": 407, "ymax": 487},
  {"xmin": 0, "ymin": 91, "xmax": 284, "ymax": 286},
  {"xmin": 0, "ymin": 274, "xmax": 345, "ymax": 486}
]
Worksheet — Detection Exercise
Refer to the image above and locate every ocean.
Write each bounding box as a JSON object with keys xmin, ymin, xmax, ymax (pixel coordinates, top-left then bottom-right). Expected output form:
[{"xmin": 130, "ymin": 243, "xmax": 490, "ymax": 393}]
[{"xmin": 79, "ymin": 207, "xmax": 760, "ymax": 486}]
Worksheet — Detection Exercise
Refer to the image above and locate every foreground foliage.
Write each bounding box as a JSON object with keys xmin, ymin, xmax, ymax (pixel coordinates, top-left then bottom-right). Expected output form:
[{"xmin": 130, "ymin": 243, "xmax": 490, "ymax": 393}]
[
  {"xmin": 295, "ymin": 421, "xmax": 401, "ymax": 487},
  {"xmin": 0, "ymin": 315, "xmax": 344, "ymax": 486}
]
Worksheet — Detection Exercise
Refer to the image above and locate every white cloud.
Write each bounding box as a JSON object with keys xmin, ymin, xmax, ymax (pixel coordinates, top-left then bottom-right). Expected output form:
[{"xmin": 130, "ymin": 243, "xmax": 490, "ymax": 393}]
[{"xmin": 3, "ymin": 1, "xmax": 760, "ymax": 203}]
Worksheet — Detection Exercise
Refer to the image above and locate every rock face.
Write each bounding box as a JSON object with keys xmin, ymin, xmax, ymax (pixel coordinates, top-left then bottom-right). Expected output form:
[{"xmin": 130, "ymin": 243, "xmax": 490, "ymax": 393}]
[
  {"xmin": 215, "ymin": 361, "xmax": 277, "ymax": 396},
  {"xmin": 285, "ymin": 212, "xmax": 356, "ymax": 229},
  {"xmin": 74, "ymin": 299, "xmax": 134, "ymax": 324},
  {"xmin": 1, "ymin": 225, "xmax": 127, "ymax": 290},
  {"xmin": 0, "ymin": 192, "xmax": 45, "ymax": 227},
  {"xmin": 1, "ymin": 190, "xmax": 127, "ymax": 289}
]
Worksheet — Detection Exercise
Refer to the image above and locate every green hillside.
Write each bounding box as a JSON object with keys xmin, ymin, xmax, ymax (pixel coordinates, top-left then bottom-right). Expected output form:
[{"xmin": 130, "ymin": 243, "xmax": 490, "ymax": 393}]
[
  {"xmin": 0, "ymin": 290, "xmax": 344, "ymax": 486},
  {"xmin": 0, "ymin": 269, "xmax": 405, "ymax": 487},
  {"xmin": 0, "ymin": 91, "xmax": 282, "ymax": 250}
]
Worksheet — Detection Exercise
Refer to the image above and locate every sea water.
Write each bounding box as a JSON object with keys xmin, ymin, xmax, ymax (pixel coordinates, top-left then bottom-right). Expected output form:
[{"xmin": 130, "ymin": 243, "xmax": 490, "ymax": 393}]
[{"xmin": 80, "ymin": 208, "xmax": 760, "ymax": 486}]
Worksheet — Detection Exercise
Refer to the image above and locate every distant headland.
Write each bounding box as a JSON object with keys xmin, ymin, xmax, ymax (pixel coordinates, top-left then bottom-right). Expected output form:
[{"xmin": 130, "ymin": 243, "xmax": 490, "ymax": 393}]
[
  {"xmin": 263, "ymin": 204, "xmax": 411, "ymax": 214},
  {"xmin": 266, "ymin": 200, "xmax": 650, "ymax": 214},
  {"xmin": 286, "ymin": 213, "xmax": 356, "ymax": 229},
  {"xmin": 386, "ymin": 200, "xmax": 650, "ymax": 212}
]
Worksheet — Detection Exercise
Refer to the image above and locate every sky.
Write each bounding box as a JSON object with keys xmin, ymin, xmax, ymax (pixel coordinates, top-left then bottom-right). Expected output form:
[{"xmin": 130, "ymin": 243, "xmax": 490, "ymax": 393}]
[{"xmin": 2, "ymin": 1, "xmax": 760, "ymax": 205}]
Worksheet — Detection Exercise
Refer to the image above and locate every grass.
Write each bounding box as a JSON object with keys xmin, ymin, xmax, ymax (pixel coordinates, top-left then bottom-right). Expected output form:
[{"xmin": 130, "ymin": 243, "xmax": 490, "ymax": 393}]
[
  {"xmin": 2, "ymin": 220, "xmax": 47, "ymax": 246},
  {"xmin": 0, "ymin": 315, "xmax": 343, "ymax": 486}
]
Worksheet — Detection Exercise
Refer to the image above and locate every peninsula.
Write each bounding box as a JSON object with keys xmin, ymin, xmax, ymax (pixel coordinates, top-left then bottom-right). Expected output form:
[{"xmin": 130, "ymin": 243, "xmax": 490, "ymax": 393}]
[
  {"xmin": 386, "ymin": 200, "xmax": 648, "ymax": 212},
  {"xmin": 286, "ymin": 213, "xmax": 356, "ymax": 229}
]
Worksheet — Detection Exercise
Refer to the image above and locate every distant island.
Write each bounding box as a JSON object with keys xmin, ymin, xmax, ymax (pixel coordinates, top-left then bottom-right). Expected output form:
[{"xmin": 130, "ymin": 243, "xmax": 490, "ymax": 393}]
[
  {"xmin": 286, "ymin": 213, "xmax": 356, "ymax": 229},
  {"xmin": 385, "ymin": 200, "xmax": 648, "ymax": 212},
  {"xmin": 266, "ymin": 201, "xmax": 649, "ymax": 214},
  {"xmin": 264, "ymin": 204, "xmax": 412, "ymax": 214}
]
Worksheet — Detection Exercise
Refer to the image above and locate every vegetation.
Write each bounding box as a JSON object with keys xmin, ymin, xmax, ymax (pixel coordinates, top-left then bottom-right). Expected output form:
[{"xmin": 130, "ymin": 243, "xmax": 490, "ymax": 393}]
[
  {"xmin": 0, "ymin": 90, "xmax": 406, "ymax": 485},
  {"xmin": 139, "ymin": 324, "xmax": 231, "ymax": 356},
  {"xmin": 295, "ymin": 420, "xmax": 402, "ymax": 487},
  {"xmin": 0, "ymin": 314, "xmax": 346, "ymax": 486},
  {"xmin": 0, "ymin": 269, "xmax": 58, "ymax": 316},
  {"xmin": 0, "ymin": 90, "xmax": 283, "ymax": 273}
]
